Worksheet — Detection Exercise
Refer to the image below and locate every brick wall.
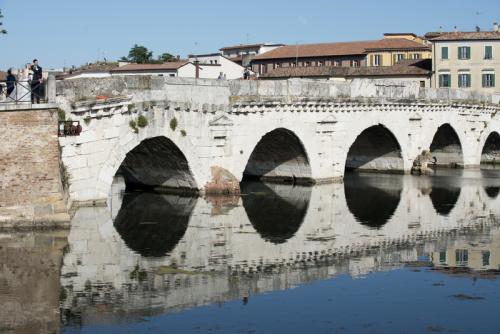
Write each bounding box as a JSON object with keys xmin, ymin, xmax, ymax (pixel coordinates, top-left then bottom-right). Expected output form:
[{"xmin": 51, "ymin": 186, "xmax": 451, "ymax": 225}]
[{"xmin": 0, "ymin": 109, "xmax": 69, "ymax": 226}]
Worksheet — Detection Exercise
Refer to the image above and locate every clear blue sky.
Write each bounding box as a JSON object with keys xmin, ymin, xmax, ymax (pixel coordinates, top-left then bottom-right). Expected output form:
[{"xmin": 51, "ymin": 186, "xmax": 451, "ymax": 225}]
[{"xmin": 1, "ymin": 0, "xmax": 499, "ymax": 70}]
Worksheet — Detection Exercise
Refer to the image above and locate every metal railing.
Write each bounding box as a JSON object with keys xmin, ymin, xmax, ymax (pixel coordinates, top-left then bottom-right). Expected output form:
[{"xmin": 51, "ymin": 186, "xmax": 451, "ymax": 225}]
[
  {"xmin": 0, "ymin": 80, "xmax": 46, "ymax": 104},
  {"xmin": 0, "ymin": 76, "xmax": 55, "ymax": 104},
  {"xmin": 58, "ymin": 121, "xmax": 82, "ymax": 137}
]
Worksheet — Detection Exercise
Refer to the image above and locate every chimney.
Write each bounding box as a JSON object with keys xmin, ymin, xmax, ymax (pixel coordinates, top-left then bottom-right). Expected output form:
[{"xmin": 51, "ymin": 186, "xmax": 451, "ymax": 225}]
[{"xmin": 494, "ymin": 22, "xmax": 499, "ymax": 32}]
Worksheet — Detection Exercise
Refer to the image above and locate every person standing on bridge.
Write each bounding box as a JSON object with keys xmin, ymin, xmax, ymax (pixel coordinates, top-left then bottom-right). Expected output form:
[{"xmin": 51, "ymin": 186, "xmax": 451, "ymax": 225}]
[{"xmin": 30, "ymin": 59, "xmax": 43, "ymax": 104}]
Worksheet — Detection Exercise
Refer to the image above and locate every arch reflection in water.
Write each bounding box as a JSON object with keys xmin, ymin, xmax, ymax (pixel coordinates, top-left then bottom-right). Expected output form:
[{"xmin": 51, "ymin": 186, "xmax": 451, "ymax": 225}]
[
  {"xmin": 344, "ymin": 173, "xmax": 402, "ymax": 228},
  {"xmin": 240, "ymin": 181, "xmax": 311, "ymax": 244},
  {"xmin": 428, "ymin": 174, "xmax": 462, "ymax": 216},
  {"xmin": 113, "ymin": 191, "xmax": 197, "ymax": 257}
]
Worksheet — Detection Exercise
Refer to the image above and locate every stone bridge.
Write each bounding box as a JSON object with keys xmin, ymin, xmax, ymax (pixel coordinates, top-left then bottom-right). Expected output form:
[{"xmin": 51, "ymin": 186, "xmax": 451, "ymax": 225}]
[{"xmin": 56, "ymin": 77, "xmax": 500, "ymax": 203}]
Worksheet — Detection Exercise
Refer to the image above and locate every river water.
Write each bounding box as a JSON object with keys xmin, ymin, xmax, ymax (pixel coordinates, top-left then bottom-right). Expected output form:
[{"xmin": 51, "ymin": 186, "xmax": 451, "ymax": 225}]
[{"xmin": 2, "ymin": 170, "xmax": 500, "ymax": 333}]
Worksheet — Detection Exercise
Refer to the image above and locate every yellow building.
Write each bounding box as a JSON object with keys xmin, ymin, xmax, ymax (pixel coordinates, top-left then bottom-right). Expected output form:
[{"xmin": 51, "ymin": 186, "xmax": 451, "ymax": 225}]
[{"xmin": 366, "ymin": 33, "xmax": 432, "ymax": 67}]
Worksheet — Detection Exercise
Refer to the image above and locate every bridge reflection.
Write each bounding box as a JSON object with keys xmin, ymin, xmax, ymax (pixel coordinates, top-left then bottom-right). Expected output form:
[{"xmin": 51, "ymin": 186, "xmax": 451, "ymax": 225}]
[
  {"xmin": 241, "ymin": 182, "xmax": 310, "ymax": 244},
  {"xmin": 114, "ymin": 192, "xmax": 196, "ymax": 257},
  {"xmin": 344, "ymin": 173, "xmax": 402, "ymax": 228},
  {"xmin": 60, "ymin": 171, "xmax": 500, "ymax": 327}
]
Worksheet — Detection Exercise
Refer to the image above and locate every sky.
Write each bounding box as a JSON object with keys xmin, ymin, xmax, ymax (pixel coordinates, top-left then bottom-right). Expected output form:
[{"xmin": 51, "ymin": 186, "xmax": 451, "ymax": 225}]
[{"xmin": 0, "ymin": 0, "xmax": 499, "ymax": 70}]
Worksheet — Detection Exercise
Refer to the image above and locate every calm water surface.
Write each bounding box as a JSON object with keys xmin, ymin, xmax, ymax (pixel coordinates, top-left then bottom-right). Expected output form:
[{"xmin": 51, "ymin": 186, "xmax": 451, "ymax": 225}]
[{"xmin": 3, "ymin": 170, "xmax": 500, "ymax": 333}]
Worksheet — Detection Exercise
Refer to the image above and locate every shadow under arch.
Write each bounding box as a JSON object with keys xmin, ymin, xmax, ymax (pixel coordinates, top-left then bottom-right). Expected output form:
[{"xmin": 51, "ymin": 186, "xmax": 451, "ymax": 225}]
[
  {"xmin": 481, "ymin": 131, "xmax": 500, "ymax": 166},
  {"xmin": 429, "ymin": 124, "xmax": 463, "ymax": 168},
  {"xmin": 113, "ymin": 192, "xmax": 197, "ymax": 258},
  {"xmin": 240, "ymin": 182, "xmax": 311, "ymax": 244},
  {"xmin": 117, "ymin": 136, "xmax": 198, "ymax": 192},
  {"xmin": 345, "ymin": 124, "xmax": 404, "ymax": 173},
  {"xmin": 344, "ymin": 173, "xmax": 402, "ymax": 229},
  {"xmin": 243, "ymin": 128, "xmax": 312, "ymax": 183}
]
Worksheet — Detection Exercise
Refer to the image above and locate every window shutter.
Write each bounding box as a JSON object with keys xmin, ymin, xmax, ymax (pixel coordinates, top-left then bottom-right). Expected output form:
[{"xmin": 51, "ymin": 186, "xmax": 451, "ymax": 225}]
[
  {"xmin": 466, "ymin": 47, "xmax": 471, "ymax": 59},
  {"xmin": 482, "ymin": 74, "xmax": 486, "ymax": 87},
  {"xmin": 492, "ymin": 74, "xmax": 496, "ymax": 87}
]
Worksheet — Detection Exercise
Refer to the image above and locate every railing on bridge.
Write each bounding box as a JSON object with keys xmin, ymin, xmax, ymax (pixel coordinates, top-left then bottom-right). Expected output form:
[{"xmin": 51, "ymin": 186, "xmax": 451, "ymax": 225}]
[
  {"xmin": 58, "ymin": 121, "xmax": 82, "ymax": 137},
  {"xmin": 0, "ymin": 76, "xmax": 55, "ymax": 105}
]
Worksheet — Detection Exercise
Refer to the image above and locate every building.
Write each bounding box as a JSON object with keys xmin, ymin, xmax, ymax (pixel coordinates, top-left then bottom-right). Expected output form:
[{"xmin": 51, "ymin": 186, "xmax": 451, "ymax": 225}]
[
  {"xmin": 251, "ymin": 35, "xmax": 431, "ymax": 76},
  {"xmin": 427, "ymin": 24, "xmax": 500, "ymax": 100},
  {"xmin": 187, "ymin": 53, "xmax": 249, "ymax": 79},
  {"xmin": 220, "ymin": 43, "xmax": 285, "ymax": 67},
  {"xmin": 109, "ymin": 61, "xmax": 197, "ymax": 78},
  {"xmin": 59, "ymin": 62, "xmax": 118, "ymax": 80},
  {"xmin": 260, "ymin": 58, "xmax": 432, "ymax": 87}
]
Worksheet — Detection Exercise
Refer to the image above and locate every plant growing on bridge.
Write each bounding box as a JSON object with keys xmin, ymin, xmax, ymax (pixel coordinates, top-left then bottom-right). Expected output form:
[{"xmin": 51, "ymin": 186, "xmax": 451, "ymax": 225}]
[
  {"xmin": 170, "ymin": 117, "xmax": 178, "ymax": 131},
  {"xmin": 129, "ymin": 119, "xmax": 138, "ymax": 133},
  {"xmin": 137, "ymin": 114, "xmax": 148, "ymax": 128},
  {"xmin": 60, "ymin": 162, "xmax": 70, "ymax": 190},
  {"xmin": 57, "ymin": 109, "xmax": 66, "ymax": 121},
  {"xmin": 83, "ymin": 116, "xmax": 91, "ymax": 125},
  {"xmin": 180, "ymin": 129, "xmax": 186, "ymax": 137}
]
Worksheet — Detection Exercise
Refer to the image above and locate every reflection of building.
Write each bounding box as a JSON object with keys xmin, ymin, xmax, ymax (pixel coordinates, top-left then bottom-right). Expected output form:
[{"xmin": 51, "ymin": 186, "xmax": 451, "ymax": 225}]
[
  {"xmin": 431, "ymin": 229, "xmax": 500, "ymax": 271},
  {"xmin": 427, "ymin": 24, "xmax": 500, "ymax": 100}
]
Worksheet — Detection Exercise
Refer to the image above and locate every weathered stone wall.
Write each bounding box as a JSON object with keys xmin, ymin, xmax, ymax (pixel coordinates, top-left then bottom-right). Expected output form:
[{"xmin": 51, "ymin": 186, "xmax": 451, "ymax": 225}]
[{"xmin": 0, "ymin": 109, "xmax": 69, "ymax": 226}]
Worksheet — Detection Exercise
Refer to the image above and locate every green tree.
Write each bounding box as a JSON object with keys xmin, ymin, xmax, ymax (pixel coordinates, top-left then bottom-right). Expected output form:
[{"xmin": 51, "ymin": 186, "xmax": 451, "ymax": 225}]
[
  {"xmin": 0, "ymin": 9, "xmax": 7, "ymax": 35},
  {"xmin": 126, "ymin": 44, "xmax": 153, "ymax": 64},
  {"xmin": 158, "ymin": 52, "xmax": 176, "ymax": 62}
]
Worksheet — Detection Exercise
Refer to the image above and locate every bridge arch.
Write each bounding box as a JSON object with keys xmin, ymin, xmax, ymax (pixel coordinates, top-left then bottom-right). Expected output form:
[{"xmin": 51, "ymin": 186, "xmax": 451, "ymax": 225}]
[
  {"xmin": 428, "ymin": 123, "xmax": 464, "ymax": 168},
  {"xmin": 98, "ymin": 135, "xmax": 202, "ymax": 196},
  {"xmin": 242, "ymin": 128, "xmax": 313, "ymax": 183},
  {"xmin": 480, "ymin": 131, "xmax": 500, "ymax": 166},
  {"xmin": 345, "ymin": 124, "xmax": 405, "ymax": 173}
]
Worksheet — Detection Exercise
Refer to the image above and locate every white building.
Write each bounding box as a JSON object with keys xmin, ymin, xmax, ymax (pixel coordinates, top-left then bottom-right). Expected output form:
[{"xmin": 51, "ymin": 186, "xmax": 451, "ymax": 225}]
[
  {"xmin": 219, "ymin": 43, "xmax": 285, "ymax": 67},
  {"xmin": 188, "ymin": 53, "xmax": 250, "ymax": 79},
  {"xmin": 109, "ymin": 61, "xmax": 197, "ymax": 78}
]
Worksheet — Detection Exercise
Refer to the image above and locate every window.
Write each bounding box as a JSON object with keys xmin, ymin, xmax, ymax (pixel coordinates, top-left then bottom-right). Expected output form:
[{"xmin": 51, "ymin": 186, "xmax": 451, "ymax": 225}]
[
  {"xmin": 458, "ymin": 73, "xmax": 471, "ymax": 88},
  {"xmin": 439, "ymin": 74, "xmax": 451, "ymax": 87},
  {"xmin": 439, "ymin": 251, "xmax": 447, "ymax": 264},
  {"xmin": 441, "ymin": 47, "xmax": 449, "ymax": 60},
  {"xmin": 334, "ymin": 60, "xmax": 341, "ymax": 67},
  {"xmin": 420, "ymin": 81, "xmax": 426, "ymax": 88},
  {"xmin": 169, "ymin": 74, "xmax": 175, "ymax": 77},
  {"xmin": 304, "ymin": 61, "xmax": 311, "ymax": 67},
  {"xmin": 455, "ymin": 249, "xmax": 468, "ymax": 266},
  {"xmin": 214, "ymin": 60, "xmax": 218, "ymax": 64},
  {"xmin": 483, "ymin": 73, "xmax": 495, "ymax": 87},
  {"xmin": 373, "ymin": 54, "xmax": 382, "ymax": 66},
  {"xmin": 485, "ymin": 46, "xmax": 493, "ymax": 59},
  {"xmin": 412, "ymin": 53, "xmax": 421, "ymax": 60},
  {"xmin": 393, "ymin": 53, "xmax": 405, "ymax": 64},
  {"xmin": 318, "ymin": 60, "xmax": 325, "ymax": 67},
  {"xmin": 458, "ymin": 46, "xmax": 471, "ymax": 59},
  {"xmin": 482, "ymin": 251, "xmax": 490, "ymax": 266},
  {"xmin": 351, "ymin": 60, "xmax": 360, "ymax": 67}
]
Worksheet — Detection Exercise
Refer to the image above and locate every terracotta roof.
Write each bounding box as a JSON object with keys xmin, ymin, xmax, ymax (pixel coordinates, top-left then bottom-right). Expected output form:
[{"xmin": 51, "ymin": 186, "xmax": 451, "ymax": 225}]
[
  {"xmin": 220, "ymin": 43, "xmax": 285, "ymax": 51},
  {"xmin": 428, "ymin": 31, "xmax": 500, "ymax": 41},
  {"xmin": 260, "ymin": 59, "xmax": 431, "ymax": 79},
  {"xmin": 110, "ymin": 61, "xmax": 189, "ymax": 72},
  {"xmin": 74, "ymin": 62, "xmax": 119, "ymax": 73},
  {"xmin": 254, "ymin": 39, "xmax": 430, "ymax": 60},
  {"xmin": 228, "ymin": 56, "xmax": 243, "ymax": 63}
]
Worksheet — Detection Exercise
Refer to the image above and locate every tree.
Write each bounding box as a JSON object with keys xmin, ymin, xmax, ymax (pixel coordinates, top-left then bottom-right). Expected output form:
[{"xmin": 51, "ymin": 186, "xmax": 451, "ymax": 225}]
[
  {"xmin": 0, "ymin": 9, "xmax": 7, "ymax": 35},
  {"xmin": 126, "ymin": 44, "xmax": 153, "ymax": 64},
  {"xmin": 158, "ymin": 52, "xmax": 176, "ymax": 62}
]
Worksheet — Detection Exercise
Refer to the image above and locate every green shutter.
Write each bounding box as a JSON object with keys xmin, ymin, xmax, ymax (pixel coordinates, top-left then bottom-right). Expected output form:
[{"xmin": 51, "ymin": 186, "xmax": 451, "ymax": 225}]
[
  {"xmin": 482, "ymin": 74, "xmax": 486, "ymax": 87},
  {"xmin": 442, "ymin": 47, "xmax": 448, "ymax": 59},
  {"xmin": 492, "ymin": 74, "xmax": 496, "ymax": 87},
  {"xmin": 485, "ymin": 46, "xmax": 493, "ymax": 59},
  {"xmin": 466, "ymin": 47, "xmax": 471, "ymax": 59}
]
